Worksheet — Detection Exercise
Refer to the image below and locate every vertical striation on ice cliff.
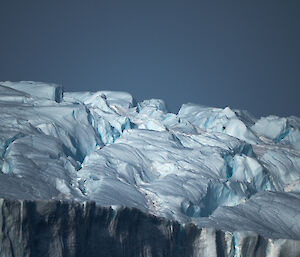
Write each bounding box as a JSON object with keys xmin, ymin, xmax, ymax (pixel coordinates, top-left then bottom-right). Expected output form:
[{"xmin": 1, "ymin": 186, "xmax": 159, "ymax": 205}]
[{"xmin": 0, "ymin": 199, "xmax": 300, "ymax": 257}]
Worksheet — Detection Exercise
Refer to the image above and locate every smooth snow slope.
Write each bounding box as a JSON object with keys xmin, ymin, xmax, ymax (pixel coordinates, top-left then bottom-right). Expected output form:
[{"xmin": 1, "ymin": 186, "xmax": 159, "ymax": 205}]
[{"xmin": 0, "ymin": 81, "xmax": 300, "ymax": 240}]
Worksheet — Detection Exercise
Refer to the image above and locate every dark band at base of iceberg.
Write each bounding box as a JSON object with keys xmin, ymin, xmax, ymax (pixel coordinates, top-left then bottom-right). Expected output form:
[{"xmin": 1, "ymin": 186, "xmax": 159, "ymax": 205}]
[{"xmin": 0, "ymin": 199, "xmax": 299, "ymax": 257}]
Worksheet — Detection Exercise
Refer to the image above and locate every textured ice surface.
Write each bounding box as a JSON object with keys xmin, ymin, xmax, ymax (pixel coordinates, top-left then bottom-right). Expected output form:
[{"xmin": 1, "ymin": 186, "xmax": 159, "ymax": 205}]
[
  {"xmin": 1, "ymin": 199, "xmax": 300, "ymax": 257},
  {"xmin": 0, "ymin": 81, "xmax": 300, "ymax": 246}
]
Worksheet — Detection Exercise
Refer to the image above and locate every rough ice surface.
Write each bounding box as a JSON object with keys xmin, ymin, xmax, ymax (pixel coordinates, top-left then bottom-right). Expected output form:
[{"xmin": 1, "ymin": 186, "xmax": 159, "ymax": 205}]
[
  {"xmin": 1, "ymin": 199, "xmax": 300, "ymax": 257},
  {"xmin": 0, "ymin": 81, "xmax": 300, "ymax": 256}
]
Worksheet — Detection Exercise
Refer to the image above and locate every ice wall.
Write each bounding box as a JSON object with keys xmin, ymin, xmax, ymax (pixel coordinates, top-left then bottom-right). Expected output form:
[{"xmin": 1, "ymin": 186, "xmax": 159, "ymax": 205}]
[{"xmin": 0, "ymin": 199, "xmax": 300, "ymax": 257}]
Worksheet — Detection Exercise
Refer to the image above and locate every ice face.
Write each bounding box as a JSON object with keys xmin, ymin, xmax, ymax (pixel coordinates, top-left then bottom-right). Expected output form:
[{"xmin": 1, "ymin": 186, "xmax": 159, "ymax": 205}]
[
  {"xmin": 0, "ymin": 81, "xmax": 300, "ymax": 241},
  {"xmin": 0, "ymin": 81, "xmax": 63, "ymax": 103},
  {"xmin": 178, "ymin": 104, "xmax": 259, "ymax": 144},
  {"xmin": 1, "ymin": 199, "xmax": 300, "ymax": 257}
]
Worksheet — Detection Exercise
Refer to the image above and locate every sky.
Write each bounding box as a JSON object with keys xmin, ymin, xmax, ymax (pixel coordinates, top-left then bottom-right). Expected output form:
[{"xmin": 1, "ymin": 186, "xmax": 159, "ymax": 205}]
[{"xmin": 0, "ymin": 1, "xmax": 299, "ymax": 117}]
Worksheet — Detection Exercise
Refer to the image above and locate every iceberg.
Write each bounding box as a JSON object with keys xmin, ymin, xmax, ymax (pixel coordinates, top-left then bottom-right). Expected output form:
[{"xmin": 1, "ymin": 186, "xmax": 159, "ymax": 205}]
[{"xmin": 0, "ymin": 81, "xmax": 300, "ymax": 256}]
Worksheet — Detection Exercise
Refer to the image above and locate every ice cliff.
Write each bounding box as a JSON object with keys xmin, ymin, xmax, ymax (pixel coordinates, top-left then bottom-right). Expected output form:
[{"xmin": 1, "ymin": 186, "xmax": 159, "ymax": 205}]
[{"xmin": 0, "ymin": 81, "xmax": 300, "ymax": 256}]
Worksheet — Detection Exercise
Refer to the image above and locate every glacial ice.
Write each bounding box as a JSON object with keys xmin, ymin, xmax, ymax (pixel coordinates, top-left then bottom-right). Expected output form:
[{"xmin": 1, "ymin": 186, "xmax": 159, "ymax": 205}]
[
  {"xmin": 1, "ymin": 199, "xmax": 300, "ymax": 257},
  {"xmin": 0, "ymin": 81, "xmax": 63, "ymax": 103},
  {"xmin": 0, "ymin": 81, "xmax": 300, "ymax": 256}
]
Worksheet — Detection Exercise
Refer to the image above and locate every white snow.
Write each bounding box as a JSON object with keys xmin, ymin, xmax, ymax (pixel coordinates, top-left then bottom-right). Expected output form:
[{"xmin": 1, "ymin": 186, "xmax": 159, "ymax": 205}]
[{"xmin": 0, "ymin": 81, "xmax": 300, "ymax": 240}]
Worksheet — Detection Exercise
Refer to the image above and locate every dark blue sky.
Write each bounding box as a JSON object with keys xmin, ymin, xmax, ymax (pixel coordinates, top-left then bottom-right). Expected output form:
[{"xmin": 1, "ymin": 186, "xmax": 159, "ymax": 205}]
[{"xmin": 0, "ymin": 1, "xmax": 299, "ymax": 117}]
